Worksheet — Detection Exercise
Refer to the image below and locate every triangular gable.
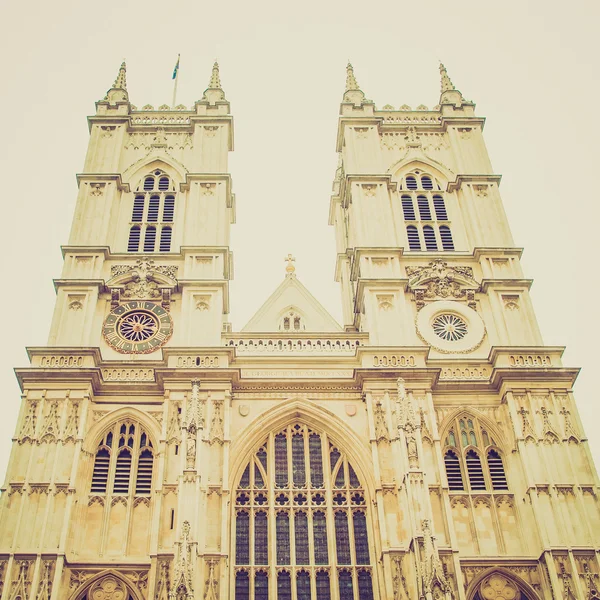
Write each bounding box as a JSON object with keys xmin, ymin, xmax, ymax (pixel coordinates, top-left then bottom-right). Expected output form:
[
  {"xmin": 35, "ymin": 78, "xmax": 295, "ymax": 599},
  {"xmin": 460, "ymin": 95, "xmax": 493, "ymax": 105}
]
[{"xmin": 242, "ymin": 274, "xmax": 342, "ymax": 332}]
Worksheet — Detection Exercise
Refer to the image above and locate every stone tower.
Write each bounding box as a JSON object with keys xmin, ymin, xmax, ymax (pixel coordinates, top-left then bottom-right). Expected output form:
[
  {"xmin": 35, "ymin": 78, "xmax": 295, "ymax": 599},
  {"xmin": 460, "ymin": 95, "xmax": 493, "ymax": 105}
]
[{"xmin": 0, "ymin": 60, "xmax": 598, "ymax": 600}]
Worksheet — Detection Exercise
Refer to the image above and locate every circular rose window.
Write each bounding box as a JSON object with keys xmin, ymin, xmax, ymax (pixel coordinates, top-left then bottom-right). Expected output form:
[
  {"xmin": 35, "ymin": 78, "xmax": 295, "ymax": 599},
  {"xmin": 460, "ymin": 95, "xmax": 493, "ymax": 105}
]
[
  {"xmin": 415, "ymin": 300, "xmax": 486, "ymax": 354},
  {"xmin": 432, "ymin": 314, "xmax": 468, "ymax": 342}
]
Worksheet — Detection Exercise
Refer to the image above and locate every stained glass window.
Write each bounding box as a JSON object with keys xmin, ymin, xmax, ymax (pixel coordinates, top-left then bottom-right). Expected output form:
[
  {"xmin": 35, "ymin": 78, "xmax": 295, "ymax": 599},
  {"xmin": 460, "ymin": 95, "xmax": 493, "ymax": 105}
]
[{"xmin": 234, "ymin": 424, "xmax": 372, "ymax": 599}]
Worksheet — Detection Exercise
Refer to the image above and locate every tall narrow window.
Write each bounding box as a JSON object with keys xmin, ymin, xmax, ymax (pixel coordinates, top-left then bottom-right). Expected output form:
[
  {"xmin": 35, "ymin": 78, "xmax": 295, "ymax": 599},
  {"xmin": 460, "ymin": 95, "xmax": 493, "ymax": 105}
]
[
  {"xmin": 433, "ymin": 195, "xmax": 448, "ymax": 220},
  {"xmin": 276, "ymin": 512, "xmax": 290, "ymax": 565},
  {"xmin": 423, "ymin": 225, "xmax": 438, "ymax": 250},
  {"xmin": 234, "ymin": 424, "xmax": 372, "ymax": 591},
  {"xmin": 444, "ymin": 450, "xmax": 464, "ymax": 490},
  {"xmin": 135, "ymin": 449, "xmax": 153, "ymax": 494},
  {"xmin": 487, "ymin": 450, "xmax": 508, "ymax": 490},
  {"xmin": 417, "ymin": 196, "xmax": 432, "ymax": 220},
  {"xmin": 143, "ymin": 226, "xmax": 156, "ymax": 252},
  {"xmin": 163, "ymin": 195, "xmax": 175, "ymax": 222},
  {"xmin": 132, "ymin": 196, "xmax": 145, "ymax": 222},
  {"xmin": 440, "ymin": 225, "xmax": 454, "ymax": 250},
  {"xmin": 235, "ymin": 572, "xmax": 249, "ymax": 600},
  {"xmin": 91, "ymin": 448, "xmax": 111, "ymax": 493},
  {"xmin": 353, "ymin": 511, "xmax": 370, "ymax": 564},
  {"xmin": 255, "ymin": 572, "xmax": 268, "ymax": 600},
  {"xmin": 296, "ymin": 571, "xmax": 311, "ymax": 600},
  {"xmin": 466, "ymin": 450, "xmax": 486, "ymax": 491},
  {"xmin": 338, "ymin": 571, "xmax": 354, "ymax": 600},
  {"xmin": 236, "ymin": 511, "xmax": 250, "ymax": 564},
  {"xmin": 148, "ymin": 196, "xmax": 160, "ymax": 222},
  {"xmin": 127, "ymin": 226, "xmax": 141, "ymax": 252},
  {"xmin": 358, "ymin": 571, "xmax": 374, "ymax": 600},
  {"xmin": 277, "ymin": 572, "xmax": 291, "ymax": 600},
  {"xmin": 316, "ymin": 571, "xmax": 331, "ymax": 600},
  {"xmin": 113, "ymin": 449, "xmax": 132, "ymax": 494},
  {"xmin": 401, "ymin": 196, "xmax": 416, "ymax": 220},
  {"xmin": 407, "ymin": 225, "xmax": 421, "ymax": 250},
  {"xmin": 159, "ymin": 227, "xmax": 172, "ymax": 252}
]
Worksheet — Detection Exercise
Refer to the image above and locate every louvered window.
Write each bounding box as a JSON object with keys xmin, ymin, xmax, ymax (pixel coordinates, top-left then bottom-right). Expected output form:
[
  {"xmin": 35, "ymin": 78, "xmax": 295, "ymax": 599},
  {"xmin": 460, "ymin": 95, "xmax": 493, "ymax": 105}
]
[
  {"xmin": 400, "ymin": 173, "xmax": 455, "ymax": 252},
  {"xmin": 402, "ymin": 196, "xmax": 416, "ymax": 220},
  {"xmin": 128, "ymin": 170, "xmax": 176, "ymax": 252},
  {"xmin": 406, "ymin": 176, "xmax": 418, "ymax": 190},
  {"xmin": 444, "ymin": 450, "xmax": 464, "ymax": 490},
  {"xmin": 421, "ymin": 176, "xmax": 433, "ymax": 190},
  {"xmin": 488, "ymin": 450, "xmax": 508, "ymax": 490},
  {"xmin": 407, "ymin": 225, "xmax": 421, "ymax": 250},
  {"xmin": 127, "ymin": 226, "xmax": 141, "ymax": 252},
  {"xmin": 148, "ymin": 196, "xmax": 160, "ymax": 222},
  {"xmin": 440, "ymin": 225, "xmax": 454, "ymax": 250},
  {"xmin": 418, "ymin": 196, "xmax": 432, "ymax": 220},
  {"xmin": 234, "ymin": 424, "xmax": 373, "ymax": 596},
  {"xmin": 91, "ymin": 448, "xmax": 111, "ymax": 493},
  {"xmin": 466, "ymin": 450, "xmax": 486, "ymax": 490},
  {"xmin": 163, "ymin": 196, "xmax": 175, "ymax": 222},
  {"xmin": 143, "ymin": 226, "xmax": 156, "ymax": 252},
  {"xmin": 423, "ymin": 225, "xmax": 438, "ymax": 250},
  {"xmin": 433, "ymin": 195, "xmax": 448, "ymax": 220},
  {"xmin": 90, "ymin": 421, "xmax": 154, "ymax": 499},
  {"xmin": 113, "ymin": 450, "xmax": 132, "ymax": 494},
  {"xmin": 135, "ymin": 449, "xmax": 153, "ymax": 494},
  {"xmin": 132, "ymin": 196, "xmax": 145, "ymax": 222},
  {"xmin": 159, "ymin": 227, "xmax": 172, "ymax": 252}
]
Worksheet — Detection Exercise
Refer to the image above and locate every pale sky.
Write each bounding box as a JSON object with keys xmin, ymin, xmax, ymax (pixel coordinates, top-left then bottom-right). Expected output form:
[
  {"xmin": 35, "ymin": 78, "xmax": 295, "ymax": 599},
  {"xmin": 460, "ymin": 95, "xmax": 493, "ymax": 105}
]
[{"xmin": 0, "ymin": 0, "xmax": 598, "ymax": 479}]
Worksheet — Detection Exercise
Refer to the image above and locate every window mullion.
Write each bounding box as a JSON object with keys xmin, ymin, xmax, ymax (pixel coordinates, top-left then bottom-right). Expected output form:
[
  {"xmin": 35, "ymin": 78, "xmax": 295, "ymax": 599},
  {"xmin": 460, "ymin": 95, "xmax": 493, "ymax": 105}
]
[{"xmin": 267, "ymin": 432, "xmax": 277, "ymax": 596}]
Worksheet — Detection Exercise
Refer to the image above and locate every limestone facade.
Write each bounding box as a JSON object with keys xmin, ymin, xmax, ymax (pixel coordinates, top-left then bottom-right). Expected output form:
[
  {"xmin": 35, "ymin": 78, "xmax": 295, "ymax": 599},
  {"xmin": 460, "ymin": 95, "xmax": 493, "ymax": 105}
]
[{"xmin": 0, "ymin": 61, "xmax": 598, "ymax": 600}]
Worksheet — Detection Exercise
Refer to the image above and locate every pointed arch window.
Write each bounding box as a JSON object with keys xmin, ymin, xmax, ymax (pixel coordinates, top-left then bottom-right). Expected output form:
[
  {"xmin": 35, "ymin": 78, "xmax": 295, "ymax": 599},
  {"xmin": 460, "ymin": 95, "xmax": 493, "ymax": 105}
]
[
  {"xmin": 400, "ymin": 172, "xmax": 455, "ymax": 252},
  {"xmin": 127, "ymin": 170, "xmax": 176, "ymax": 252},
  {"xmin": 234, "ymin": 424, "xmax": 374, "ymax": 599},
  {"xmin": 443, "ymin": 415, "xmax": 508, "ymax": 493},
  {"xmin": 90, "ymin": 420, "xmax": 154, "ymax": 497}
]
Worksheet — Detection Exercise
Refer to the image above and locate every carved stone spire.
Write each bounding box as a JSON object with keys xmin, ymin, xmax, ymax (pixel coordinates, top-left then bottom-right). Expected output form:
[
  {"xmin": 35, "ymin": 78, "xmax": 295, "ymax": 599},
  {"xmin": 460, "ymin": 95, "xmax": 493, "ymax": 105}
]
[
  {"xmin": 343, "ymin": 61, "xmax": 367, "ymax": 105},
  {"xmin": 345, "ymin": 61, "xmax": 359, "ymax": 91},
  {"xmin": 438, "ymin": 61, "xmax": 468, "ymax": 107},
  {"xmin": 202, "ymin": 60, "xmax": 226, "ymax": 104},
  {"xmin": 439, "ymin": 62, "xmax": 455, "ymax": 92},
  {"xmin": 104, "ymin": 60, "xmax": 129, "ymax": 104},
  {"xmin": 421, "ymin": 519, "xmax": 453, "ymax": 600},
  {"xmin": 169, "ymin": 521, "xmax": 195, "ymax": 600}
]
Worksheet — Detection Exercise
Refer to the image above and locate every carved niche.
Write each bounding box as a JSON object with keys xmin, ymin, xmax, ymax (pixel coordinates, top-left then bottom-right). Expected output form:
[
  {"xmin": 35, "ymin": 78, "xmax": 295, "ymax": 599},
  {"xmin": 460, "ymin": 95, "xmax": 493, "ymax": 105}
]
[{"xmin": 406, "ymin": 259, "xmax": 479, "ymax": 310}]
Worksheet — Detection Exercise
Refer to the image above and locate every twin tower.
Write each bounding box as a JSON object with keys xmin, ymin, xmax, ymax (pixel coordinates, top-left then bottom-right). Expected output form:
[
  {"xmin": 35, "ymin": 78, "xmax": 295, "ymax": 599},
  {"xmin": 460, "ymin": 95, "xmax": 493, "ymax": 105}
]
[{"xmin": 0, "ymin": 60, "xmax": 598, "ymax": 600}]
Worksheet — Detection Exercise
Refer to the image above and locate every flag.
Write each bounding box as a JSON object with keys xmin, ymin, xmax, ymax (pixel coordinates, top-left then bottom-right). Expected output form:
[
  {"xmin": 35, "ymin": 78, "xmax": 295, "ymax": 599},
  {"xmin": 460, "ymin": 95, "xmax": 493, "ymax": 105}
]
[{"xmin": 172, "ymin": 55, "xmax": 180, "ymax": 80}]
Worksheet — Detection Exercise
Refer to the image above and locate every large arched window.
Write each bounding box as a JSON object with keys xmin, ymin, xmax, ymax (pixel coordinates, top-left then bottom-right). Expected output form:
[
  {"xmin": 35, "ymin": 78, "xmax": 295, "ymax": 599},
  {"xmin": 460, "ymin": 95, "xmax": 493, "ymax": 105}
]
[
  {"xmin": 90, "ymin": 420, "xmax": 155, "ymax": 496},
  {"xmin": 442, "ymin": 415, "xmax": 508, "ymax": 492},
  {"xmin": 399, "ymin": 171, "xmax": 455, "ymax": 252},
  {"xmin": 127, "ymin": 170, "xmax": 176, "ymax": 253},
  {"xmin": 234, "ymin": 424, "xmax": 374, "ymax": 600}
]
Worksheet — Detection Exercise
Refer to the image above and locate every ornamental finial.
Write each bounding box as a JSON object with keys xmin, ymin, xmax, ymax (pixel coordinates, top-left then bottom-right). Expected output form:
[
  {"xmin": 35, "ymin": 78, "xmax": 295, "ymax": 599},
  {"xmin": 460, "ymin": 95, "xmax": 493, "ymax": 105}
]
[
  {"xmin": 209, "ymin": 61, "xmax": 222, "ymax": 89},
  {"xmin": 113, "ymin": 60, "xmax": 127, "ymax": 90},
  {"xmin": 345, "ymin": 61, "xmax": 359, "ymax": 91},
  {"xmin": 439, "ymin": 62, "xmax": 455, "ymax": 93},
  {"xmin": 285, "ymin": 254, "xmax": 296, "ymax": 275}
]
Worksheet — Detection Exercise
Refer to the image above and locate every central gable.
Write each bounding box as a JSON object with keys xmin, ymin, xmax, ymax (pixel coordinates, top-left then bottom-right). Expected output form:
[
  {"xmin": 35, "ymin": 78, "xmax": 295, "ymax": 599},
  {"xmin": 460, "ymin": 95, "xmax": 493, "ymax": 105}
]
[{"xmin": 241, "ymin": 274, "xmax": 342, "ymax": 333}]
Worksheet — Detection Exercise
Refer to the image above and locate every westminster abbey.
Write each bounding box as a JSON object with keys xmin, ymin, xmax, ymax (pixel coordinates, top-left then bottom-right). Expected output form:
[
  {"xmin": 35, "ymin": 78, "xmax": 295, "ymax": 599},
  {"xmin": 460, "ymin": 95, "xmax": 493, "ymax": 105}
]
[{"xmin": 0, "ymin": 60, "xmax": 598, "ymax": 600}]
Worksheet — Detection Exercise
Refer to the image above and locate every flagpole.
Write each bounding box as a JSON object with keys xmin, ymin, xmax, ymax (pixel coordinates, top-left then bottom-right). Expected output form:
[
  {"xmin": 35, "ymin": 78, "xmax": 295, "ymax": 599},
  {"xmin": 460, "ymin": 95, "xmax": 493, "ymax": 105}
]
[{"xmin": 171, "ymin": 54, "xmax": 180, "ymax": 107}]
